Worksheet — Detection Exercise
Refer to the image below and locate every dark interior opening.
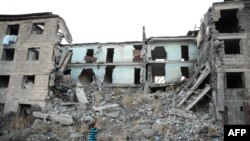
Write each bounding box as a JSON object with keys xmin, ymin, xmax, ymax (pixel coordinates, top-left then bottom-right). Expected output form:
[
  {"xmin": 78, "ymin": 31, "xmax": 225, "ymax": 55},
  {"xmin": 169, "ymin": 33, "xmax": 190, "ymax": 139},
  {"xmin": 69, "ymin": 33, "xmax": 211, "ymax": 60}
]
[
  {"xmin": 151, "ymin": 63, "xmax": 165, "ymax": 84},
  {"xmin": 150, "ymin": 86, "xmax": 166, "ymax": 93},
  {"xmin": 8, "ymin": 24, "xmax": 19, "ymax": 35},
  {"xmin": 133, "ymin": 45, "xmax": 143, "ymax": 50},
  {"xmin": 23, "ymin": 75, "xmax": 35, "ymax": 89},
  {"xmin": 64, "ymin": 69, "xmax": 71, "ymax": 75},
  {"xmin": 85, "ymin": 49, "xmax": 96, "ymax": 63},
  {"xmin": 226, "ymin": 72, "xmax": 244, "ymax": 88},
  {"xmin": 27, "ymin": 48, "xmax": 40, "ymax": 61},
  {"xmin": 0, "ymin": 103, "xmax": 4, "ymax": 114},
  {"xmin": 106, "ymin": 48, "xmax": 114, "ymax": 63},
  {"xmin": 181, "ymin": 45, "xmax": 189, "ymax": 61},
  {"xmin": 2, "ymin": 49, "xmax": 15, "ymax": 61},
  {"xmin": 0, "ymin": 75, "xmax": 10, "ymax": 88},
  {"xmin": 78, "ymin": 69, "xmax": 95, "ymax": 84},
  {"xmin": 181, "ymin": 67, "xmax": 189, "ymax": 78},
  {"xmin": 33, "ymin": 23, "xmax": 45, "ymax": 35},
  {"xmin": 104, "ymin": 66, "xmax": 115, "ymax": 83},
  {"xmin": 134, "ymin": 68, "xmax": 141, "ymax": 84},
  {"xmin": 240, "ymin": 106, "xmax": 243, "ymax": 112},
  {"xmin": 224, "ymin": 39, "xmax": 240, "ymax": 54},
  {"xmin": 18, "ymin": 104, "xmax": 31, "ymax": 117},
  {"xmin": 216, "ymin": 9, "xmax": 239, "ymax": 33},
  {"xmin": 198, "ymin": 74, "xmax": 210, "ymax": 89},
  {"xmin": 151, "ymin": 46, "xmax": 167, "ymax": 60},
  {"xmin": 86, "ymin": 49, "xmax": 94, "ymax": 57}
]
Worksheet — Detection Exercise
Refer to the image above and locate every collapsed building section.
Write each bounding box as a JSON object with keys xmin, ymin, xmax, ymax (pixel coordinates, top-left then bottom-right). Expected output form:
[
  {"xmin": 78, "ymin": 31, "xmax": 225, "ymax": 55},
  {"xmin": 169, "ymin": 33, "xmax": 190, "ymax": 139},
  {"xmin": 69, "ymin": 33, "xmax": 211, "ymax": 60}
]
[
  {"xmin": 193, "ymin": 0, "xmax": 250, "ymax": 124},
  {"xmin": 145, "ymin": 36, "xmax": 199, "ymax": 91},
  {"xmin": 0, "ymin": 12, "xmax": 72, "ymax": 114},
  {"xmin": 65, "ymin": 42, "xmax": 145, "ymax": 87}
]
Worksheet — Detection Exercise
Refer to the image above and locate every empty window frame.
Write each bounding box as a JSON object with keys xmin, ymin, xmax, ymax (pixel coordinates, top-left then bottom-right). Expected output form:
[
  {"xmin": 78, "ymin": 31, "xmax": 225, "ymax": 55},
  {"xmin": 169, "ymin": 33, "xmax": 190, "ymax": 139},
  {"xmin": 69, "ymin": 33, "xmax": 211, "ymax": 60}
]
[
  {"xmin": 224, "ymin": 39, "xmax": 241, "ymax": 54},
  {"xmin": 216, "ymin": 9, "xmax": 239, "ymax": 33},
  {"xmin": 86, "ymin": 49, "xmax": 94, "ymax": 57},
  {"xmin": 151, "ymin": 46, "xmax": 167, "ymax": 61},
  {"xmin": 27, "ymin": 48, "xmax": 40, "ymax": 61},
  {"xmin": 0, "ymin": 75, "xmax": 10, "ymax": 88},
  {"xmin": 181, "ymin": 45, "xmax": 189, "ymax": 61},
  {"xmin": 226, "ymin": 72, "xmax": 244, "ymax": 88},
  {"xmin": 85, "ymin": 49, "xmax": 96, "ymax": 63},
  {"xmin": 18, "ymin": 104, "xmax": 31, "ymax": 117},
  {"xmin": 181, "ymin": 67, "xmax": 189, "ymax": 78},
  {"xmin": 2, "ymin": 49, "xmax": 15, "ymax": 61},
  {"xmin": 240, "ymin": 106, "xmax": 243, "ymax": 112},
  {"xmin": 7, "ymin": 24, "xmax": 19, "ymax": 35},
  {"xmin": 133, "ymin": 45, "xmax": 143, "ymax": 62},
  {"xmin": 151, "ymin": 63, "xmax": 166, "ymax": 84},
  {"xmin": 134, "ymin": 68, "xmax": 141, "ymax": 84},
  {"xmin": 104, "ymin": 66, "xmax": 115, "ymax": 83},
  {"xmin": 106, "ymin": 48, "xmax": 114, "ymax": 63},
  {"xmin": 23, "ymin": 75, "xmax": 35, "ymax": 89},
  {"xmin": 32, "ymin": 23, "xmax": 45, "ymax": 35}
]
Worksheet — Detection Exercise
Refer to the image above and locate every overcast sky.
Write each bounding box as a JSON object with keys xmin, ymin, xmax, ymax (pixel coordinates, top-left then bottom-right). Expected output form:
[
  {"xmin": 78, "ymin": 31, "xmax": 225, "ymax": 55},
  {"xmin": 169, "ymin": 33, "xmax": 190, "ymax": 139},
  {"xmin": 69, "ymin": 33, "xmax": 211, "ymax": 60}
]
[{"xmin": 1, "ymin": 0, "xmax": 223, "ymax": 43}]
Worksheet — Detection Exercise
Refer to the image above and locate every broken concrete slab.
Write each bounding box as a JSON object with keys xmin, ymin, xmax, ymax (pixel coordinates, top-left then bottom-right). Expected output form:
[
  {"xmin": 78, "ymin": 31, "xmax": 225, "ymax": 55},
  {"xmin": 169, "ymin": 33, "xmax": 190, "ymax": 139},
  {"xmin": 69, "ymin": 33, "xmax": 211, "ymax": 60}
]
[
  {"xmin": 105, "ymin": 111, "xmax": 120, "ymax": 118},
  {"xmin": 49, "ymin": 113, "xmax": 73, "ymax": 125},
  {"xmin": 185, "ymin": 85, "xmax": 211, "ymax": 110},
  {"xmin": 33, "ymin": 112, "xmax": 49, "ymax": 119},
  {"xmin": 92, "ymin": 104, "xmax": 119, "ymax": 111},
  {"xmin": 75, "ymin": 83, "xmax": 89, "ymax": 104},
  {"xmin": 33, "ymin": 112, "xmax": 73, "ymax": 125}
]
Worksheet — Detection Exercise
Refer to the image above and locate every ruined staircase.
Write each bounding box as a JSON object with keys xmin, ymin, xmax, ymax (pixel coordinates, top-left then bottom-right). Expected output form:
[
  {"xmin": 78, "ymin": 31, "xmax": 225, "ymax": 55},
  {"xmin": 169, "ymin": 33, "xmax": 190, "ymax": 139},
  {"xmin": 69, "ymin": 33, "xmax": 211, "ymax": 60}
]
[{"xmin": 177, "ymin": 61, "xmax": 211, "ymax": 110}]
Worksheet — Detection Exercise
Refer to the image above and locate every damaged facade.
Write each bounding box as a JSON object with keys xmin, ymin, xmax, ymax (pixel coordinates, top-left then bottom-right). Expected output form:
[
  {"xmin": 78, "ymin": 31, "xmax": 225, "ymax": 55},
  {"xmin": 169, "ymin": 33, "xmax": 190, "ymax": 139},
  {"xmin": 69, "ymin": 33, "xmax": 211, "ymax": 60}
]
[
  {"xmin": 0, "ymin": 12, "xmax": 72, "ymax": 114},
  {"xmin": 64, "ymin": 35, "xmax": 199, "ymax": 91},
  {"xmin": 194, "ymin": 0, "xmax": 250, "ymax": 124},
  {"xmin": 0, "ymin": 0, "xmax": 249, "ymax": 132},
  {"xmin": 64, "ymin": 42, "xmax": 145, "ymax": 87},
  {"xmin": 145, "ymin": 36, "xmax": 199, "ymax": 91}
]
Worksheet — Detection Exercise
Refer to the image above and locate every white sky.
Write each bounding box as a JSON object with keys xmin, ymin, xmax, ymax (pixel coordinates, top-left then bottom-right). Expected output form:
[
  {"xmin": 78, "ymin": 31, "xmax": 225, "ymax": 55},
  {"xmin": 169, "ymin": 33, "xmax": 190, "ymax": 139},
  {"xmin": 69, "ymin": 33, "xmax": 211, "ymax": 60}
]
[{"xmin": 1, "ymin": 0, "xmax": 223, "ymax": 43}]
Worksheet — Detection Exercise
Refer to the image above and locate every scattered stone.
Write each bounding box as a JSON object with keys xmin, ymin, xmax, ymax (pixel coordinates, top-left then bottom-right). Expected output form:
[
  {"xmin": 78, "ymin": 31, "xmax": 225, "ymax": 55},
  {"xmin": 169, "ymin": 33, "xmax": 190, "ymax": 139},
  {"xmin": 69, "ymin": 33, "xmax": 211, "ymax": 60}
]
[
  {"xmin": 142, "ymin": 129, "xmax": 154, "ymax": 138},
  {"xmin": 105, "ymin": 111, "xmax": 120, "ymax": 118}
]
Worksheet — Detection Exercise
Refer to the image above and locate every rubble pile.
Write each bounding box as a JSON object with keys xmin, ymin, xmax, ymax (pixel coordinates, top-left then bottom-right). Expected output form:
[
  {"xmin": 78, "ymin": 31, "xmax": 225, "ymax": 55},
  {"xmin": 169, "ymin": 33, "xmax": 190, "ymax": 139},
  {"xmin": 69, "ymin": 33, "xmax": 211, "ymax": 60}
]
[{"xmin": 0, "ymin": 76, "xmax": 223, "ymax": 141}]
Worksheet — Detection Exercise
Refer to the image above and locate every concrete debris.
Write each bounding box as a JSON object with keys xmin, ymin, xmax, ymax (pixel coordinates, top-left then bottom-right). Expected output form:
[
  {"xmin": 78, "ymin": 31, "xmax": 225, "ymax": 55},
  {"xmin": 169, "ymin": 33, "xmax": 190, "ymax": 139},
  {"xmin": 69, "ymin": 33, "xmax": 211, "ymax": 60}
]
[
  {"xmin": 33, "ymin": 112, "xmax": 73, "ymax": 125},
  {"xmin": 3, "ymin": 2, "xmax": 245, "ymax": 139},
  {"xmin": 105, "ymin": 111, "xmax": 120, "ymax": 118},
  {"xmin": 93, "ymin": 104, "xmax": 119, "ymax": 111},
  {"xmin": 76, "ymin": 83, "xmax": 89, "ymax": 104},
  {"xmin": 0, "ymin": 80, "xmax": 223, "ymax": 140}
]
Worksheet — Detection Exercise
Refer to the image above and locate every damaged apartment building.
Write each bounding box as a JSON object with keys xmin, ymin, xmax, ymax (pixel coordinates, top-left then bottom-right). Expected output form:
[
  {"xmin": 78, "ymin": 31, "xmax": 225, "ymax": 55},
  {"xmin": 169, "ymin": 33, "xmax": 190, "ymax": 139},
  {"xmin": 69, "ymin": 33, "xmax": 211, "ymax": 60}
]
[
  {"xmin": 191, "ymin": 0, "xmax": 250, "ymax": 124},
  {"xmin": 144, "ymin": 35, "xmax": 199, "ymax": 92},
  {"xmin": 0, "ymin": 13, "xmax": 72, "ymax": 114},
  {"xmin": 63, "ymin": 33, "xmax": 199, "ymax": 91},
  {"xmin": 64, "ymin": 41, "xmax": 145, "ymax": 87},
  {"xmin": 0, "ymin": 0, "xmax": 250, "ymax": 127}
]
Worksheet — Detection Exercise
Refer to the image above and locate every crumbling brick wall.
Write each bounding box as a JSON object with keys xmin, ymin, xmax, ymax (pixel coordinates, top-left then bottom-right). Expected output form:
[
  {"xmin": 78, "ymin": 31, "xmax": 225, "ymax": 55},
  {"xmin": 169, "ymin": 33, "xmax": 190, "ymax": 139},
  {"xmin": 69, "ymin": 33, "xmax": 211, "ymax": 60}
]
[
  {"xmin": 196, "ymin": 1, "xmax": 250, "ymax": 124},
  {"xmin": 0, "ymin": 13, "xmax": 72, "ymax": 114}
]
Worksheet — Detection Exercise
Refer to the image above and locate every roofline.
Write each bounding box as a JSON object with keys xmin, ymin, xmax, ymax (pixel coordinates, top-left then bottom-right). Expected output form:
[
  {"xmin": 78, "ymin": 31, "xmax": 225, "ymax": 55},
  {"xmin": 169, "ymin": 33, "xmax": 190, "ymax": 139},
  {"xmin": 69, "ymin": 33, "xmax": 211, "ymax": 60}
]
[
  {"xmin": 0, "ymin": 12, "xmax": 60, "ymax": 21},
  {"xmin": 61, "ymin": 41, "xmax": 142, "ymax": 47},
  {"xmin": 147, "ymin": 36, "xmax": 196, "ymax": 42},
  {"xmin": 213, "ymin": 0, "xmax": 247, "ymax": 7}
]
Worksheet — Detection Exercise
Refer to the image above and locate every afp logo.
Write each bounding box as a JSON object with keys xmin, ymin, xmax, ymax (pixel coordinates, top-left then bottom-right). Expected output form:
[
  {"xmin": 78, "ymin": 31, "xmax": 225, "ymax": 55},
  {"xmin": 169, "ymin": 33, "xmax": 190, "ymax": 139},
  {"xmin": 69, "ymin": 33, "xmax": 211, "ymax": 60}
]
[{"xmin": 224, "ymin": 125, "xmax": 250, "ymax": 141}]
